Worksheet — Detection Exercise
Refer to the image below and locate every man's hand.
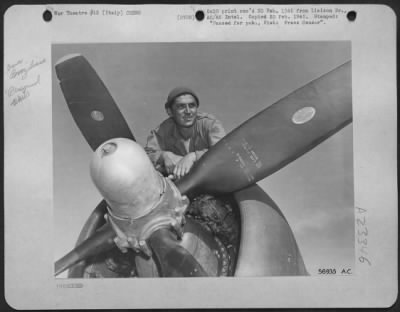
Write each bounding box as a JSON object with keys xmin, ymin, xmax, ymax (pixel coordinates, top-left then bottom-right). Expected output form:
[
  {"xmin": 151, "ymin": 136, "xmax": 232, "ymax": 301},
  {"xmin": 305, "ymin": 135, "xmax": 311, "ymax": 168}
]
[
  {"xmin": 173, "ymin": 152, "xmax": 196, "ymax": 180},
  {"xmin": 162, "ymin": 151, "xmax": 183, "ymax": 175}
]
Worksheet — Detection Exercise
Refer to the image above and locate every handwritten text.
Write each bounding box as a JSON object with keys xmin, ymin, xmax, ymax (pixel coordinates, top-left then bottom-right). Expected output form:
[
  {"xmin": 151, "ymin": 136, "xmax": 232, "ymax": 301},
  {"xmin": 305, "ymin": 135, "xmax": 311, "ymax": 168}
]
[{"xmin": 5, "ymin": 58, "xmax": 45, "ymax": 106}]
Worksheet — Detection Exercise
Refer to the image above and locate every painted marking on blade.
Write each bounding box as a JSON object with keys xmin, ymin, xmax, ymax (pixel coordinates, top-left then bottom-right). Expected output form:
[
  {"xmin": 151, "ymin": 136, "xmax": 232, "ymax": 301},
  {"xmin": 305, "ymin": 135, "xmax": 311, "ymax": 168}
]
[
  {"xmin": 292, "ymin": 107, "xmax": 316, "ymax": 124},
  {"xmin": 224, "ymin": 141, "xmax": 255, "ymax": 183},
  {"xmin": 241, "ymin": 138, "xmax": 263, "ymax": 168},
  {"xmin": 91, "ymin": 110, "xmax": 104, "ymax": 121}
]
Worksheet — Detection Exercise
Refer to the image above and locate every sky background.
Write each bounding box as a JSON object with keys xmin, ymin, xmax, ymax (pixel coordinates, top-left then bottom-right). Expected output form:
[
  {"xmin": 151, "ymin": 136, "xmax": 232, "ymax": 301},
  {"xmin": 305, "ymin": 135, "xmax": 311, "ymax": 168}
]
[{"xmin": 53, "ymin": 42, "xmax": 353, "ymax": 276}]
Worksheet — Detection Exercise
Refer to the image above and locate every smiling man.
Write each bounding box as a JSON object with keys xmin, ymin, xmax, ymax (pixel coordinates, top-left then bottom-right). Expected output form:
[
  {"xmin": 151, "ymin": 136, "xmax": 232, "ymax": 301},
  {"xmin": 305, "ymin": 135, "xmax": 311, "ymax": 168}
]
[{"xmin": 145, "ymin": 87, "xmax": 226, "ymax": 179}]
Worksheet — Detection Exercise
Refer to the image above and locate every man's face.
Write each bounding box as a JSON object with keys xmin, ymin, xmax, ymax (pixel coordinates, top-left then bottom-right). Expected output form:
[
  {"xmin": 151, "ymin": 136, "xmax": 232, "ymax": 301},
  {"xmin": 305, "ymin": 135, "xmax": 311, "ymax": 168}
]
[{"xmin": 167, "ymin": 94, "xmax": 198, "ymax": 128}]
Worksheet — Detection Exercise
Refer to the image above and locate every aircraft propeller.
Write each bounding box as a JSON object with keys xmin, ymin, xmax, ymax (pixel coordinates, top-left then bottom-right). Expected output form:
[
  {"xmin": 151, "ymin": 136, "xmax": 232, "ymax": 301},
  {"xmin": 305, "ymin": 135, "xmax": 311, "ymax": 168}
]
[{"xmin": 54, "ymin": 55, "xmax": 351, "ymax": 277}]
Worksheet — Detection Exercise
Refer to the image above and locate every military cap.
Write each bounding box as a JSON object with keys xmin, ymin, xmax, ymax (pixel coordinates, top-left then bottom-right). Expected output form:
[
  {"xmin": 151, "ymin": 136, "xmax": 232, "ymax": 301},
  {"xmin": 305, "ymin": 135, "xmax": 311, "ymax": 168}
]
[{"xmin": 165, "ymin": 87, "xmax": 199, "ymax": 109}]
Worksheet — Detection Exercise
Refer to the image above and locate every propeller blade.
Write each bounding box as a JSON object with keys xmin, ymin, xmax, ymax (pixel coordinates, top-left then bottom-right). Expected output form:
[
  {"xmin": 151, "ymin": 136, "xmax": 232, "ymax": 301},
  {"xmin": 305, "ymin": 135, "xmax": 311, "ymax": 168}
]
[
  {"xmin": 67, "ymin": 200, "xmax": 108, "ymax": 277},
  {"xmin": 234, "ymin": 184, "xmax": 308, "ymax": 276},
  {"xmin": 177, "ymin": 61, "xmax": 352, "ymax": 198},
  {"xmin": 57, "ymin": 222, "xmax": 210, "ymax": 277},
  {"xmin": 55, "ymin": 54, "xmax": 136, "ymax": 275},
  {"xmin": 54, "ymin": 224, "xmax": 115, "ymax": 276},
  {"xmin": 148, "ymin": 228, "xmax": 208, "ymax": 277},
  {"xmin": 55, "ymin": 54, "xmax": 135, "ymax": 151}
]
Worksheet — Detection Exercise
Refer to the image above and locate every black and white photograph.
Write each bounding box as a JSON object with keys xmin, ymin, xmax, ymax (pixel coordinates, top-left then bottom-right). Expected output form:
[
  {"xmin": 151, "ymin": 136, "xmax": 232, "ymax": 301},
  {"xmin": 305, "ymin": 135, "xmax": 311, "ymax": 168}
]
[
  {"xmin": 53, "ymin": 41, "xmax": 354, "ymax": 278},
  {"xmin": 4, "ymin": 4, "xmax": 397, "ymax": 309}
]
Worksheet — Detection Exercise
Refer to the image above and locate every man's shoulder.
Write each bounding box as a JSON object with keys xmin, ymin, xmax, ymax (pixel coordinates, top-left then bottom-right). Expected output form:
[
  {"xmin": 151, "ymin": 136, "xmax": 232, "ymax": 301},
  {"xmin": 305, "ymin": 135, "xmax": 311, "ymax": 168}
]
[
  {"xmin": 158, "ymin": 117, "xmax": 175, "ymax": 128},
  {"xmin": 153, "ymin": 118, "xmax": 175, "ymax": 134},
  {"xmin": 195, "ymin": 111, "xmax": 225, "ymax": 135}
]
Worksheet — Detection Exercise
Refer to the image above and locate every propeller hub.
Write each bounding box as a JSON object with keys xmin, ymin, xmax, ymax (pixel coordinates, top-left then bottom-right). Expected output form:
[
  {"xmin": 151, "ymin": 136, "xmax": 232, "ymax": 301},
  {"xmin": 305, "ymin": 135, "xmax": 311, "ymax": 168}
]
[{"xmin": 90, "ymin": 138, "xmax": 163, "ymax": 219}]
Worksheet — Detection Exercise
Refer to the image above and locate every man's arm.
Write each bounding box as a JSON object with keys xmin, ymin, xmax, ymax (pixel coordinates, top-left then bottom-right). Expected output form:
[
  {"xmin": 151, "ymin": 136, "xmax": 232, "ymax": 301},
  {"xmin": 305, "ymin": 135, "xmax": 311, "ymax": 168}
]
[
  {"xmin": 145, "ymin": 130, "xmax": 182, "ymax": 174},
  {"xmin": 173, "ymin": 118, "xmax": 226, "ymax": 179}
]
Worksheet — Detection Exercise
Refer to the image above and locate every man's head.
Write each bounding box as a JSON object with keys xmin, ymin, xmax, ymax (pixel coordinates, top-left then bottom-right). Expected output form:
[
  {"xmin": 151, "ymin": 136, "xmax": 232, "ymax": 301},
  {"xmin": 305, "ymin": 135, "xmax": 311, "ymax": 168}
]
[{"xmin": 165, "ymin": 87, "xmax": 199, "ymax": 128}]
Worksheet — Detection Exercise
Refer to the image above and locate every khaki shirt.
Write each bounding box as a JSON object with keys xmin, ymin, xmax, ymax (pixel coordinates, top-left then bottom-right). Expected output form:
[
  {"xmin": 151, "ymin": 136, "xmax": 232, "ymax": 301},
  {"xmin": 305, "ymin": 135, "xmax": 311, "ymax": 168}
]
[{"xmin": 145, "ymin": 112, "xmax": 225, "ymax": 172}]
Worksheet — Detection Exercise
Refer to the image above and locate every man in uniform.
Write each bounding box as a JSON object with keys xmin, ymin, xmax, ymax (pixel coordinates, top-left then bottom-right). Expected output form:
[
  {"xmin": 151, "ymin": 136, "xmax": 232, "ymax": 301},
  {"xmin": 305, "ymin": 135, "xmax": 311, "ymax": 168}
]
[
  {"xmin": 145, "ymin": 87, "xmax": 226, "ymax": 179},
  {"xmin": 146, "ymin": 87, "xmax": 239, "ymax": 274}
]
